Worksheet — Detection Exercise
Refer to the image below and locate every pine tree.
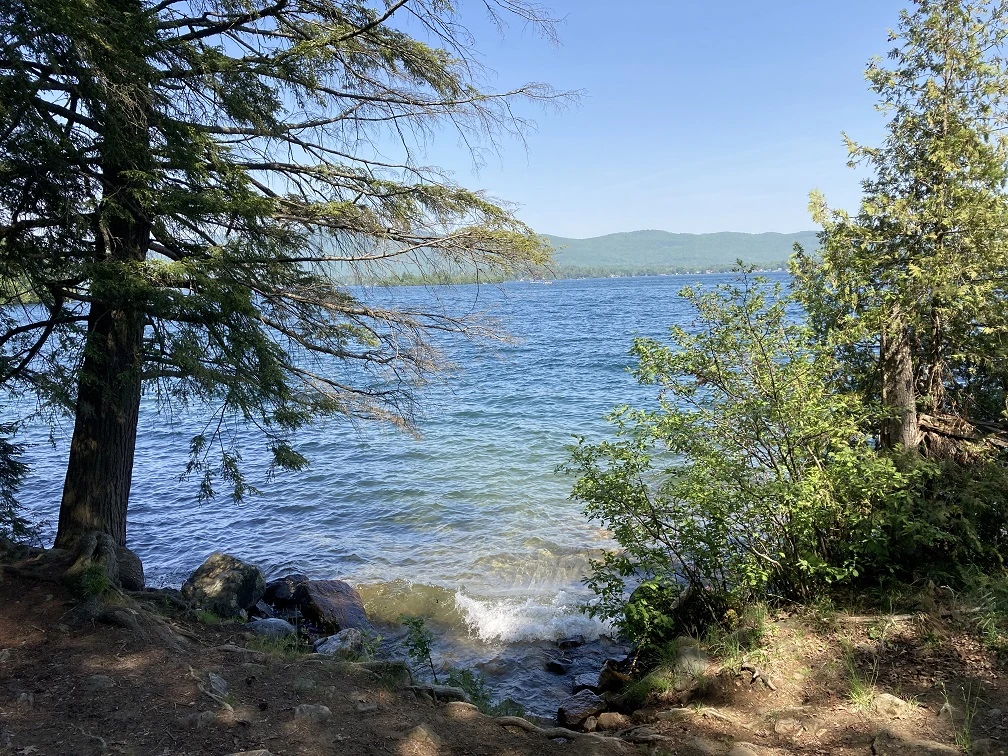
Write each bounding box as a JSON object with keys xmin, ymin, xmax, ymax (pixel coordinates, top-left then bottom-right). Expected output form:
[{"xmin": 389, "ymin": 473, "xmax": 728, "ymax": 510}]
[
  {"xmin": 0, "ymin": 0, "xmax": 562, "ymax": 551},
  {"xmin": 796, "ymin": 0, "xmax": 1008, "ymax": 452}
]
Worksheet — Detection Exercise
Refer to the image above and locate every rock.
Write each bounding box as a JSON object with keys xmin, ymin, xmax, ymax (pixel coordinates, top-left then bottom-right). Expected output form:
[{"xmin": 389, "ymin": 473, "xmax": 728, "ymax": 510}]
[
  {"xmin": 873, "ymin": 692, "xmax": 908, "ymax": 717},
  {"xmin": 573, "ymin": 672, "xmax": 599, "ymax": 694},
  {"xmin": 558, "ymin": 689, "xmax": 605, "ymax": 728},
  {"xmin": 115, "ymin": 545, "xmax": 145, "ymax": 591},
  {"xmin": 247, "ymin": 617, "xmax": 297, "ymax": 639},
  {"xmin": 774, "ymin": 717, "xmax": 801, "ymax": 735},
  {"xmin": 293, "ymin": 703, "xmax": 332, "ymax": 722},
  {"xmin": 83, "ymin": 674, "xmax": 114, "ymax": 691},
  {"xmin": 292, "ymin": 677, "xmax": 315, "ymax": 693},
  {"xmin": 596, "ymin": 711, "xmax": 631, "ymax": 730},
  {"xmin": 0, "ymin": 649, "xmax": 9, "ymax": 662},
  {"xmin": 181, "ymin": 553, "xmax": 266, "ymax": 619},
  {"xmin": 293, "ymin": 580, "xmax": 371, "ymax": 633},
  {"xmin": 583, "ymin": 715, "xmax": 598, "ymax": 732},
  {"xmin": 597, "ymin": 659, "xmax": 630, "ymax": 692},
  {"xmin": 314, "ymin": 627, "xmax": 375, "ymax": 659},
  {"xmin": 206, "ymin": 672, "xmax": 229, "ymax": 698},
  {"xmin": 727, "ymin": 744, "xmax": 760, "ymax": 756},
  {"xmin": 181, "ymin": 710, "xmax": 217, "ymax": 729},
  {"xmin": 872, "ymin": 728, "xmax": 960, "ymax": 755},
  {"xmin": 443, "ymin": 701, "xmax": 480, "ymax": 720},
  {"xmin": 263, "ymin": 574, "xmax": 309, "ymax": 607},
  {"xmin": 690, "ymin": 737, "xmax": 722, "ymax": 755},
  {"xmin": 558, "ymin": 635, "xmax": 587, "ymax": 649},
  {"xmin": 404, "ymin": 724, "xmax": 442, "ymax": 753},
  {"xmin": 674, "ymin": 645, "xmax": 709, "ymax": 678},
  {"xmin": 545, "ymin": 655, "xmax": 572, "ymax": 675},
  {"xmin": 249, "ymin": 600, "xmax": 276, "ymax": 619}
]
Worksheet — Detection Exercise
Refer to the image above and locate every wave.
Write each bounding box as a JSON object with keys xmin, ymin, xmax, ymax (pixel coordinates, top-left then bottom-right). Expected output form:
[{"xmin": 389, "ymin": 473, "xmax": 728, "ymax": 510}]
[{"xmin": 454, "ymin": 590, "xmax": 614, "ymax": 643}]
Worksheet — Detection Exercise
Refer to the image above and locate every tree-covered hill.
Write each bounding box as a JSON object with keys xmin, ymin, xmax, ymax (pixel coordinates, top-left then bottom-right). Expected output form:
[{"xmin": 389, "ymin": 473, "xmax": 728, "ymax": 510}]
[{"xmin": 544, "ymin": 230, "xmax": 819, "ymax": 275}]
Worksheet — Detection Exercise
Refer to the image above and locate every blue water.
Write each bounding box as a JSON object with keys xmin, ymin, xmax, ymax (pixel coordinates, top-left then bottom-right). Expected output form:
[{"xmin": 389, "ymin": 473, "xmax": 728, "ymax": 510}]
[{"xmin": 12, "ymin": 272, "xmax": 785, "ymax": 713}]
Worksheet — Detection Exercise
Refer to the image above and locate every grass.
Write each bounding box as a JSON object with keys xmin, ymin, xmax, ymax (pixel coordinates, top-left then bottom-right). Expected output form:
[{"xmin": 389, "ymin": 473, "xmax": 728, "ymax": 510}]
[
  {"xmin": 943, "ymin": 682, "xmax": 982, "ymax": 753},
  {"xmin": 247, "ymin": 633, "xmax": 311, "ymax": 660},
  {"xmin": 840, "ymin": 637, "xmax": 880, "ymax": 711}
]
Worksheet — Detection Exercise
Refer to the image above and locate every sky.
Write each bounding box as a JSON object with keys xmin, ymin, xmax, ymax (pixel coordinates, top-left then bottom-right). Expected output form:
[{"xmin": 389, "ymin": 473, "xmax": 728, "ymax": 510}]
[{"xmin": 401, "ymin": 0, "xmax": 908, "ymax": 238}]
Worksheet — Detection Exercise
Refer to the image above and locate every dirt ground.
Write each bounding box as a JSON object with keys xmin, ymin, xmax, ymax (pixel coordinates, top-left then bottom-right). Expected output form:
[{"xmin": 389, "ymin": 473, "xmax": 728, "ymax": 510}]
[{"xmin": 1, "ymin": 565, "xmax": 1006, "ymax": 756}]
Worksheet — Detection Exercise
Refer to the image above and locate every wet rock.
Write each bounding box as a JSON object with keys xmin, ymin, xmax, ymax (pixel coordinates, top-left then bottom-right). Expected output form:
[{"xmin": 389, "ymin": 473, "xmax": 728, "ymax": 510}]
[
  {"xmin": 314, "ymin": 628, "xmax": 376, "ymax": 659},
  {"xmin": 247, "ymin": 618, "xmax": 296, "ymax": 639},
  {"xmin": 558, "ymin": 689, "xmax": 605, "ymax": 728},
  {"xmin": 294, "ymin": 580, "xmax": 371, "ymax": 633},
  {"xmin": 872, "ymin": 728, "xmax": 960, "ymax": 755},
  {"xmin": 545, "ymin": 655, "xmax": 572, "ymax": 675},
  {"xmin": 181, "ymin": 553, "xmax": 266, "ymax": 619},
  {"xmin": 558, "ymin": 635, "xmax": 587, "ymax": 650},
  {"xmin": 596, "ymin": 711, "xmax": 631, "ymax": 730},
  {"xmin": 573, "ymin": 672, "xmax": 599, "ymax": 694},
  {"xmin": 115, "ymin": 545, "xmax": 145, "ymax": 591},
  {"xmin": 263, "ymin": 574, "xmax": 309, "ymax": 607},
  {"xmin": 873, "ymin": 693, "xmax": 908, "ymax": 717},
  {"xmin": 293, "ymin": 703, "xmax": 332, "ymax": 722},
  {"xmin": 597, "ymin": 659, "xmax": 630, "ymax": 692}
]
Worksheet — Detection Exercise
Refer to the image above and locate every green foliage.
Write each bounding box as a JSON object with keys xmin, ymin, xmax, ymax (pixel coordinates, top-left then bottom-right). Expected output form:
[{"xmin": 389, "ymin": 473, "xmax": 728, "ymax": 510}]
[
  {"xmin": 193, "ymin": 609, "xmax": 225, "ymax": 626},
  {"xmin": 565, "ymin": 271, "xmax": 915, "ymax": 647},
  {"xmin": 795, "ymin": 0, "xmax": 1008, "ymax": 435},
  {"xmin": 246, "ymin": 632, "xmax": 310, "ymax": 660},
  {"xmin": 400, "ymin": 615, "xmax": 438, "ymax": 684},
  {"xmin": 0, "ymin": 426, "xmax": 31, "ymax": 543},
  {"xmin": 0, "ymin": 0, "xmax": 564, "ymax": 527},
  {"xmin": 443, "ymin": 668, "xmax": 522, "ymax": 716}
]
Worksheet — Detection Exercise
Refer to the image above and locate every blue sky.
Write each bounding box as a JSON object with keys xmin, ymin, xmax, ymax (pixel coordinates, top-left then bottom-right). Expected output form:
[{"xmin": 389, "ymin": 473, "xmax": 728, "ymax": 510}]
[{"xmin": 407, "ymin": 0, "xmax": 907, "ymax": 238}]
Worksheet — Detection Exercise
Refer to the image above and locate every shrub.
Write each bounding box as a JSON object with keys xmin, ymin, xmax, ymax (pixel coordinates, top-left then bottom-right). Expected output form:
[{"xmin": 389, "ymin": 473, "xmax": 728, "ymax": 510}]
[{"xmin": 564, "ymin": 272, "xmax": 915, "ymax": 647}]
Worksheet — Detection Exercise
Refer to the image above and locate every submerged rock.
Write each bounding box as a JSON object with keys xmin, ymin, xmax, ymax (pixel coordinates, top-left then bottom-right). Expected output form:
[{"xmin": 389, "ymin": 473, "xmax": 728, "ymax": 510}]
[
  {"xmin": 182, "ymin": 553, "xmax": 265, "ymax": 619},
  {"xmin": 573, "ymin": 672, "xmax": 599, "ymax": 694}
]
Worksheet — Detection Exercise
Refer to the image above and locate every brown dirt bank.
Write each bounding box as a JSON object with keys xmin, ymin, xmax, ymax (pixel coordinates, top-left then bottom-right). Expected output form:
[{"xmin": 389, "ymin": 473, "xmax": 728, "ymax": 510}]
[{"xmin": 1, "ymin": 560, "xmax": 1007, "ymax": 756}]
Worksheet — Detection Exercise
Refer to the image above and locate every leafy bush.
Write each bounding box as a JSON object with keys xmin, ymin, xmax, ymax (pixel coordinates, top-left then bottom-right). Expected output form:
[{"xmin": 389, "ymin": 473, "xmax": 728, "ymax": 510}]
[
  {"xmin": 0, "ymin": 427, "xmax": 31, "ymax": 543},
  {"xmin": 400, "ymin": 615, "xmax": 438, "ymax": 683},
  {"xmin": 564, "ymin": 273, "xmax": 915, "ymax": 647}
]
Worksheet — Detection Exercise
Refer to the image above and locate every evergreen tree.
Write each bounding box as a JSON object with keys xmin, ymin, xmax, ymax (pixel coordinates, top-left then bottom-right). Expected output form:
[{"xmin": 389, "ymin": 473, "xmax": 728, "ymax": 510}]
[
  {"xmin": 0, "ymin": 0, "xmax": 561, "ymax": 551},
  {"xmin": 796, "ymin": 0, "xmax": 1008, "ymax": 452}
]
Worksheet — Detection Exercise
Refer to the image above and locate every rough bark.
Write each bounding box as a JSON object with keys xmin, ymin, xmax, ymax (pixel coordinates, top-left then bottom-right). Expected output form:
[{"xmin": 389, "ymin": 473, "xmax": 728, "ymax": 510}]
[
  {"xmin": 880, "ymin": 317, "xmax": 920, "ymax": 451},
  {"xmin": 54, "ymin": 2, "xmax": 151, "ymax": 549}
]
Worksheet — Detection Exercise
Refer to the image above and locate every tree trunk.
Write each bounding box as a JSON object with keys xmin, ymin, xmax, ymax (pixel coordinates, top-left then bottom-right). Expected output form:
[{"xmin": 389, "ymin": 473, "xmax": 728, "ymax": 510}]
[
  {"xmin": 54, "ymin": 6, "xmax": 151, "ymax": 549},
  {"xmin": 880, "ymin": 316, "xmax": 920, "ymax": 451}
]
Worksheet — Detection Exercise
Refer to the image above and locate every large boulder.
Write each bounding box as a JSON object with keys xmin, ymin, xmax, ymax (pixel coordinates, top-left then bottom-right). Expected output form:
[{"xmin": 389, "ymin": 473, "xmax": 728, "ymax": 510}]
[
  {"xmin": 181, "ymin": 553, "xmax": 265, "ymax": 619},
  {"xmin": 293, "ymin": 580, "xmax": 371, "ymax": 633}
]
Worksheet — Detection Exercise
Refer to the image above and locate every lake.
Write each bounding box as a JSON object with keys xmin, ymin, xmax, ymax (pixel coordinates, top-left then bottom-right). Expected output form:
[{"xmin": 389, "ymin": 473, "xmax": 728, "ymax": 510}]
[{"xmin": 14, "ymin": 271, "xmax": 786, "ymax": 714}]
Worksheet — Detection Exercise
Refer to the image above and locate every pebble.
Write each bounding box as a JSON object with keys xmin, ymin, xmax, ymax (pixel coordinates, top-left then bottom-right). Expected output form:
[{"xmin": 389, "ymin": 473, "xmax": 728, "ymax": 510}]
[
  {"xmin": 207, "ymin": 672, "xmax": 229, "ymax": 698},
  {"xmin": 872, "ymin": 692, "xmax": 907, "ymax": 717},
  {"xmin": 294, "ymin": 703, "xmax": 332, "ymax": 722},
  {"xmin": 292, "ymin": 677, "xmax": 316, "ymax": 693}
]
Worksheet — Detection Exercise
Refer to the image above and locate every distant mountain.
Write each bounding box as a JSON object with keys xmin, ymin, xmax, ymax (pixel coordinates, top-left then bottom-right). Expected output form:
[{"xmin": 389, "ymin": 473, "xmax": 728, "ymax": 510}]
[{"xmin": 543, "ymin": 230, "xmax": 819, "ymax": 276}]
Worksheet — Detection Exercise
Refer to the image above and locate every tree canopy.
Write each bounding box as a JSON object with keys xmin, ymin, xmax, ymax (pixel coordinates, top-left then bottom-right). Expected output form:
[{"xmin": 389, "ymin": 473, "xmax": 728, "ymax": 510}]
[{"xmin": 0, "ymin": 0, "xmax": 562, "ymax": 550}]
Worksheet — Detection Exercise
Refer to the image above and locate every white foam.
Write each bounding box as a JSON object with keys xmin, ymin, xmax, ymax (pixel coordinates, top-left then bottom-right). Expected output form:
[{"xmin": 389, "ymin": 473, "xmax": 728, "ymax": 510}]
[{"xmin": 454, "ymin": 590, "xmax": 614, "ymax": 643}]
